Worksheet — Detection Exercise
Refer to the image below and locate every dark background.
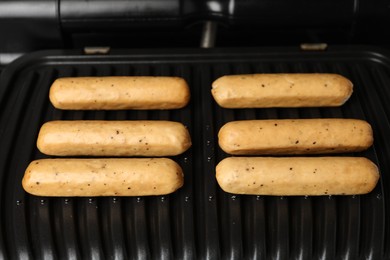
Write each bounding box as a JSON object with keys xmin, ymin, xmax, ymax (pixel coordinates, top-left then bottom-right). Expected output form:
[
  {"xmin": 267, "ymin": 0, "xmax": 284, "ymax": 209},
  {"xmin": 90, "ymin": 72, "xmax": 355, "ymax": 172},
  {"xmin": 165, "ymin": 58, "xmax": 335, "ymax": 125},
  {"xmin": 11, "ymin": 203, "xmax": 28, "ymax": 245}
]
[{"xmin": 0, "ymin": 0, "xmax": 390, "ymax": 64}]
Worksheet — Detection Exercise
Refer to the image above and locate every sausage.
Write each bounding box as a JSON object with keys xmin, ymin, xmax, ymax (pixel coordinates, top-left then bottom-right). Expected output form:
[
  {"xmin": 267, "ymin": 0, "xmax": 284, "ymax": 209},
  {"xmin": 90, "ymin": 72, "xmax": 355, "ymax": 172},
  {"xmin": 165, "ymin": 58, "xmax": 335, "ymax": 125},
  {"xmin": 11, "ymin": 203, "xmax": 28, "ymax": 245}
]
[
  {"xmin": 49, "ymin": 76, "xmax": 190, "ymax": 110},
  {"xmin": 216, "ymin": 157, "xmax": 379, "ymax": 196},
  {"xmin": 37, "ymin": 120, "xmax": 191, "ymax": 156},
  {"xmin": 22, "ymin": 158, "xmax": 184, "ymax": 196},
  {"xmin": 218, "ymin": 119, "xmax": 373, "ymax": 155},
  {"xmin": 211, "ymin": 73, "xmax": 353, "ymax": 108}
]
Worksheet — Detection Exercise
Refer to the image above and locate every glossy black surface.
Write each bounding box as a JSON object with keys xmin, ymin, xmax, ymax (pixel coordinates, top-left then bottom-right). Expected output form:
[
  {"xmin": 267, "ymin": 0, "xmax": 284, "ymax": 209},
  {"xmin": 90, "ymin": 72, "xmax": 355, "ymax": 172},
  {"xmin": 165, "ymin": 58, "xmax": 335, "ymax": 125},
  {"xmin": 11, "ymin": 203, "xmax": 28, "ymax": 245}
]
[
  {"xmin": 0, "ymin": 47, "xmax": 389, "ymax": 259},
  {"xmin": 1, "ymin": 0, "xmax": 390, "ymax": 54}
]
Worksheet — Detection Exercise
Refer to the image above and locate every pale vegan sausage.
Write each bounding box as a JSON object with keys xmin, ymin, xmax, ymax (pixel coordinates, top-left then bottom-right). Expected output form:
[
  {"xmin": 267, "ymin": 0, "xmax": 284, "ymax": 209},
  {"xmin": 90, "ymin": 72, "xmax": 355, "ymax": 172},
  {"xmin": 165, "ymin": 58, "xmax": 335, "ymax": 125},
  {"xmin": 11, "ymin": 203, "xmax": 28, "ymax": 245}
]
[
  {"xmin": 218, "ymin": 119, "xmax": 373, "ymax": 155},
  {"xmin": 216, "ymin": 157, "xmax": 379, "ymax": 196},
  {"xmin": 22, "ymin": 158, "xmax": 184, "ymax": 196},
  {"xmin": 50, "ymin": 76, "xmax": 190, "ymax": 110},
  {"xmin": 37, "ymin": 120, "xmax": 191, "ymax": 156},
  {"xmin": 211, "ymin": 73, "xmax": 353, "ymax": 108}
]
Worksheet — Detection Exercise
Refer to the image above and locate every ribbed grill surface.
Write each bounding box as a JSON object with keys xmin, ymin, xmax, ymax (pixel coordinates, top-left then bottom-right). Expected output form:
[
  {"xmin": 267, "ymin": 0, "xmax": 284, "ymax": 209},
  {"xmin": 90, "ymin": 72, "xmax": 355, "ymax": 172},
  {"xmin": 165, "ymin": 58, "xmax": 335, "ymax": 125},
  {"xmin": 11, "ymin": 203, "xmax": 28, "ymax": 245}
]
[{"xmin": 0, "ymin": 48, "xmax": 389, "ymax": 259}]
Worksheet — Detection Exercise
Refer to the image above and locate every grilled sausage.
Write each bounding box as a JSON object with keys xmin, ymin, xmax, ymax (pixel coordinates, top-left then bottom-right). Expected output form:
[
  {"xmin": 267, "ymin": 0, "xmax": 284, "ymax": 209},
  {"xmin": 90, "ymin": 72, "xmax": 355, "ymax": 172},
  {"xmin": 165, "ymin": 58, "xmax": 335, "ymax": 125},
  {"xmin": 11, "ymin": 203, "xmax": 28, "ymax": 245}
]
[
  {"xmin": 218, "ymin": 119, "xmax": 373, "ymax": 155},
  {"xmin": 37, "ymin": 120, "xmax": 191, "ymax": 156},
  {"xmin": 50, "ymin": 76, "xmax": 190, "ymax": 110},
  {"xmin": 216, "ymin": 157, "xmax": 379, "ymax": 196},
  {"xmin": 211, "ymin": 73, "xmax": 353, "ymax": 108},
  {"xmin": 23, "ymin": 158, "xmax": 184, "ymax": 196}
]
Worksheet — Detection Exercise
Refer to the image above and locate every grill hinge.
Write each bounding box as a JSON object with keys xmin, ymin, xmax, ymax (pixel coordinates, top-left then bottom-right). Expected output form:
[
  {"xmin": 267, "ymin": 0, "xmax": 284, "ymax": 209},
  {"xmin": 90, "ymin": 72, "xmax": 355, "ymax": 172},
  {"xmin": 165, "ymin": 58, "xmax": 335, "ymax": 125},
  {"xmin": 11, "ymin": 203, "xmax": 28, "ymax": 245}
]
[
  {"xmin": 83, "ymin": 46, "xmax": 111, "ymax": 55},
  {"xmin": 300, "ymin": 43, "xmax": 328, "ymax": 51},
  {"xmin": 200, "ymin": 21, "xmax": 218, "ymax": 48}
]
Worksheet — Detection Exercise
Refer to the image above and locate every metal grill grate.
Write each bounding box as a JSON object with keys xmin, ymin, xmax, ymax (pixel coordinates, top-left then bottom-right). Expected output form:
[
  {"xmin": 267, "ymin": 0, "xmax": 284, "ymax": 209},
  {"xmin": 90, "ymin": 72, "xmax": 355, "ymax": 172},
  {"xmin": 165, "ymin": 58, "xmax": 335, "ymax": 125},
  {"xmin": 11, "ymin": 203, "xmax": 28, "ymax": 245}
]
[{"xmin": 0, "ymin": 47, "xmax": 389, "ymax": 259}]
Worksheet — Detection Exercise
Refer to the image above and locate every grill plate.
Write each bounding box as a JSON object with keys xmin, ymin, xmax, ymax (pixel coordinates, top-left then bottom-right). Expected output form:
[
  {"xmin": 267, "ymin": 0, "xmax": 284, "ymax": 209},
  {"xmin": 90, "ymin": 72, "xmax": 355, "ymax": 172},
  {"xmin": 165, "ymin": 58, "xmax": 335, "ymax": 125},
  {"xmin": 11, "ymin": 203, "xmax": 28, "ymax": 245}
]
[{"xmin": 0, "ymin": 47, "xmax": 389, "ymax": 259}]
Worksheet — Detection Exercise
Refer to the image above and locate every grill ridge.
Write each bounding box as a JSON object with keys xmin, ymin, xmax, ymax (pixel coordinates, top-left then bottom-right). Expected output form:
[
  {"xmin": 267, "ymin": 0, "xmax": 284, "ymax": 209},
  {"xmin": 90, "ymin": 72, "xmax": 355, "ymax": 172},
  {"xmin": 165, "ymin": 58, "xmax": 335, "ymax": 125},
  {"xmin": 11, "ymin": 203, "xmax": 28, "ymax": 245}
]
[{"xmin": 0, "ymin": 48, "xmax": 389, "ymax": 259}]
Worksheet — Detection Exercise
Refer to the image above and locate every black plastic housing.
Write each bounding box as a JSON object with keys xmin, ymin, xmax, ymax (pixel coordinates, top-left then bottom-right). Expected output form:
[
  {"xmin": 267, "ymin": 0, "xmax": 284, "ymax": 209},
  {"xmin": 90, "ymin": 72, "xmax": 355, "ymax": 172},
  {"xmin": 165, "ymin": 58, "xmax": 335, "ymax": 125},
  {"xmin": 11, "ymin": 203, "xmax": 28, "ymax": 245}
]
[{"xmin": 1, "ymin": 0, "xmax": 390, "ymax": 54}]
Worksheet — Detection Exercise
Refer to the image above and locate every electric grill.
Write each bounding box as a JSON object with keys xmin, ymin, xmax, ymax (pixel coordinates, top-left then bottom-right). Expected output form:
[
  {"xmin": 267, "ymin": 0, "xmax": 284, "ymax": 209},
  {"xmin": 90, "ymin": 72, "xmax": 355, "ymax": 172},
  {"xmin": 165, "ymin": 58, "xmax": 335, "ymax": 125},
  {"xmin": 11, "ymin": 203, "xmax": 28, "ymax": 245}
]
[{"xmin": 1, "ymin": 1, "xmax": 390, "ymax": 259}]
